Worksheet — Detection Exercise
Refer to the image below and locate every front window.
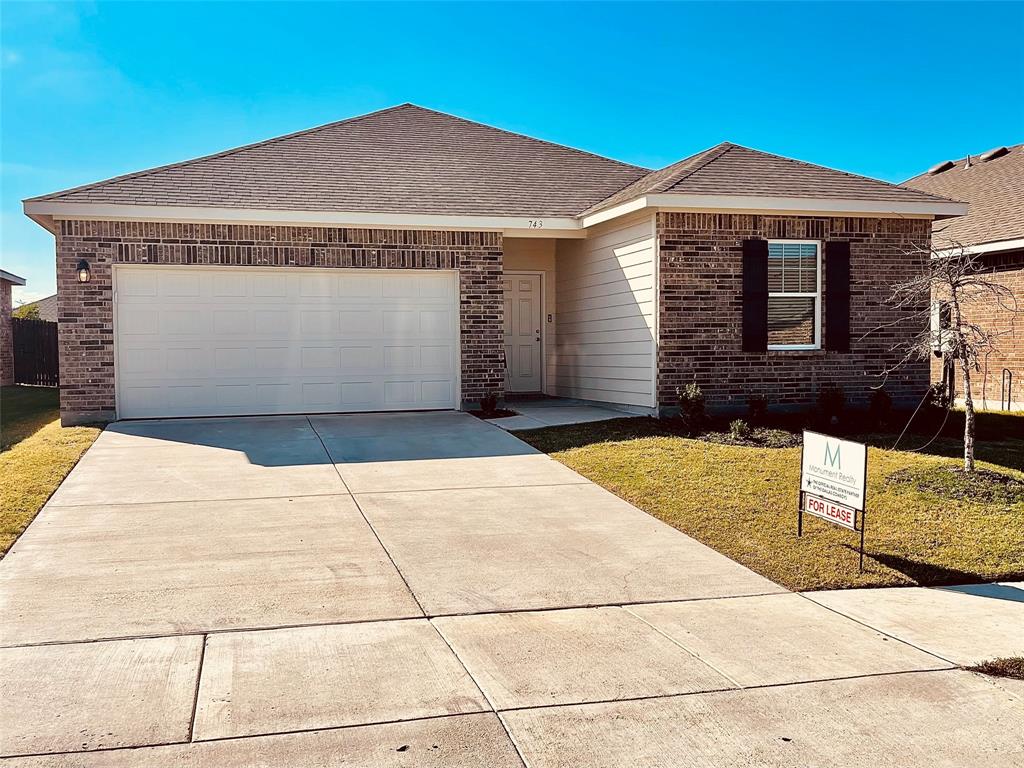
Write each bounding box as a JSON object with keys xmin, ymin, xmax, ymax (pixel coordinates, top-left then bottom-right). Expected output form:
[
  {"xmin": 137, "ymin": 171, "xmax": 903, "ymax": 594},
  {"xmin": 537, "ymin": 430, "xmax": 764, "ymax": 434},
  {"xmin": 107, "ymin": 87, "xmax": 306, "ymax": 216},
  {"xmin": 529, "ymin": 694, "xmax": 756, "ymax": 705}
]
[{"xmin": 767, "ymin": 240, "xmax": 820, "ymax": 349}]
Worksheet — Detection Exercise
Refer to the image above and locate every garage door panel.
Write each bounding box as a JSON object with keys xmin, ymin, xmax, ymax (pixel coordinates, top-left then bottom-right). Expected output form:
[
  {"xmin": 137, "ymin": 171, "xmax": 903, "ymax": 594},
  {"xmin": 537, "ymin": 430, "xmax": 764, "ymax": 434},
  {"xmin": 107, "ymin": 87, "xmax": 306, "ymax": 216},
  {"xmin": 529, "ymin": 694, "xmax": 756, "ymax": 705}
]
[{"xmin": 115, "ymin": 267, "xmax": 459, "ymax": 418}]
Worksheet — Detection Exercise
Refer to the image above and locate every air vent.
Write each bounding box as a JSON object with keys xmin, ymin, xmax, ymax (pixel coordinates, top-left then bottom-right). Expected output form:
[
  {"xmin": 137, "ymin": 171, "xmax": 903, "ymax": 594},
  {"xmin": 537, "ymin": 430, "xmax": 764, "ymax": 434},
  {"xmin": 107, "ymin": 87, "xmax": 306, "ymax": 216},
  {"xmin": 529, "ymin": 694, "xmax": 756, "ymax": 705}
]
[
  {"xmin": 980, "ymin": 146, "xmax": 1009, "ymax": 162},
  {"xmin": 927, "ymin": 160, "xmax": 954, "ymax": 175}
]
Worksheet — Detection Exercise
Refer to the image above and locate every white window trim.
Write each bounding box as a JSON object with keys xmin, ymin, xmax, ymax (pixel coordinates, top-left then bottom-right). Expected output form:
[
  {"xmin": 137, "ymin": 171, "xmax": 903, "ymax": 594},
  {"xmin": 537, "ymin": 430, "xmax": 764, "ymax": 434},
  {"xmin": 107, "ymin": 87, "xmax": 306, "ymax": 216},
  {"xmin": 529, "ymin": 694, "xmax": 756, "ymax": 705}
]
[{"xmin": 767, "ymin": 239, "xmax": 821, "ymax": 351}]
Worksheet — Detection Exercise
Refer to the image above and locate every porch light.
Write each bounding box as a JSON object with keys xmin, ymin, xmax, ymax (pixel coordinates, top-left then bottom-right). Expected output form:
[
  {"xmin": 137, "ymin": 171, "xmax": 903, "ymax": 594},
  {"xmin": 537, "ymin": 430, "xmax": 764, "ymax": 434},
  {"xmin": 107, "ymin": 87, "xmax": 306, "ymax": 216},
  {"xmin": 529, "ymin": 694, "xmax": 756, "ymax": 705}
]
[{"xmin": 76, "ymin": 259, "xmax": 91, "ymax": 283}]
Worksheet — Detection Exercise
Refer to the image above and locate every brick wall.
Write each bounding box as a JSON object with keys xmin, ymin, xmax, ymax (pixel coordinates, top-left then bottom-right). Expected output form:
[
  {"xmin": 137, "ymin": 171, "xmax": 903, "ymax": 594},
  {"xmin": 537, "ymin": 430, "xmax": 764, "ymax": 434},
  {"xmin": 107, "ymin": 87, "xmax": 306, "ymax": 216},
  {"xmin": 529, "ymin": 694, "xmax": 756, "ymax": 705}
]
[
  {"xmin": 56, "ymin": 220, "xmax": 504, "ymax": 425},
  {"xmin": 657, "ymin": 213, "xmax": 932, "ymax": 411},
  {"xmin": 1, "ymin": 280, "xmax": 12, "ymax": 386},
  {"xmin": 930, "ymin": 250, "xmax": 1024, "ymax": 409}
]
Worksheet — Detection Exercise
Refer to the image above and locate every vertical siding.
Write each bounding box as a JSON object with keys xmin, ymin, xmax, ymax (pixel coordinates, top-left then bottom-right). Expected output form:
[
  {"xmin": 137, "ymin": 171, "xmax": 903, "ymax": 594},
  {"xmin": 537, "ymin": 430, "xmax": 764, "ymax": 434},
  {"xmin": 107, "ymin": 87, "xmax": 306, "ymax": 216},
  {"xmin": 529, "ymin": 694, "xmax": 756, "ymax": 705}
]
[{"xmin": 553, "ymin": 215, "xmax": 657, "ymax": 407}]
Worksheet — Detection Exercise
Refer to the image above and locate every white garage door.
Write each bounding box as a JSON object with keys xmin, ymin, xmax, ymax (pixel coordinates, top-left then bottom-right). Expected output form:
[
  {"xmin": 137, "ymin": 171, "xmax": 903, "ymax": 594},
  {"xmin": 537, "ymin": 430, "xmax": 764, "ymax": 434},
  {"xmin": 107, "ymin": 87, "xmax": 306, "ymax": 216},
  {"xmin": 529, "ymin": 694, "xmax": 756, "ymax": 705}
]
[{"xmin": 114, "ymin": 266, "xmax": 460, "ymax": 418}]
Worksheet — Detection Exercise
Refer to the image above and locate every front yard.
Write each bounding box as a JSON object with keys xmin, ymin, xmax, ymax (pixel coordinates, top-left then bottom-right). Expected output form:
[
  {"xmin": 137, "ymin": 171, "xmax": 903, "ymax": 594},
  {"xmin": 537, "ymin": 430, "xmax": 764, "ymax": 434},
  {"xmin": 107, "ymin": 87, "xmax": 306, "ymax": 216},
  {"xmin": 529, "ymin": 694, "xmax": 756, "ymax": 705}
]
[
  {"xmin": 517, "ymin": 414, "xmax": 1024, "ymax": 591},
  {"xmin": 0, "ymin": 386, "xmax": 102, "ymax": 556}
]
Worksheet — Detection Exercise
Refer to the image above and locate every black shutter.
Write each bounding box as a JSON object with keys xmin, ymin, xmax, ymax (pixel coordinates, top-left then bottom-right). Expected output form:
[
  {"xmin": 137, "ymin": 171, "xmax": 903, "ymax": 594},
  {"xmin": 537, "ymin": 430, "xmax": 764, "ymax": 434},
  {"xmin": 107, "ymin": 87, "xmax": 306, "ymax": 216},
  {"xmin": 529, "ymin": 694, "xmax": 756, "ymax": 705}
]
[
  {"xmin": 742, "ymin": 239, "xmax": 769, "ymax": 352},
  {"xmin": 825, "ymin": 241, "xmax": 851, "ymax": 352}
]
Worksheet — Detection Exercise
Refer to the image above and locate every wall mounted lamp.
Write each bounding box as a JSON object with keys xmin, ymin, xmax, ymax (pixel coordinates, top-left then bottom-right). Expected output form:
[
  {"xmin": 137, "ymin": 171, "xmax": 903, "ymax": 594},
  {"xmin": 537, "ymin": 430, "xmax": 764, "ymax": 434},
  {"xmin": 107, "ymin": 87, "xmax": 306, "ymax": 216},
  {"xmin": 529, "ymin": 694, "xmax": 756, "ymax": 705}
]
[{"xmin": 76, "ymin": 259, "xmax": 91, "ymax": 284}]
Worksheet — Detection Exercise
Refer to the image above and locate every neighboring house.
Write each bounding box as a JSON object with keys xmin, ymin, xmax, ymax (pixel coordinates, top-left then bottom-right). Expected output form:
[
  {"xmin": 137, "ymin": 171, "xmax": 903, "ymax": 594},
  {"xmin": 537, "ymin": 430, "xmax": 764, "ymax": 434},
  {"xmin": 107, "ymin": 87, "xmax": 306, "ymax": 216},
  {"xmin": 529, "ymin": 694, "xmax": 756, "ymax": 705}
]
[
  {"xmin": 1, "ymin": 269, "xmax": 27, "ymax": 386},
  {"xmin": 14, "ymin": 293, "xmax": 58, "ymax": 322},
  {"xmin": 22, "ymin": 104, "xmax": 964, "ymax": 425},
  {"xmin": 904, "ymin": 144, "xmax": 1023, "ymax": 410}
]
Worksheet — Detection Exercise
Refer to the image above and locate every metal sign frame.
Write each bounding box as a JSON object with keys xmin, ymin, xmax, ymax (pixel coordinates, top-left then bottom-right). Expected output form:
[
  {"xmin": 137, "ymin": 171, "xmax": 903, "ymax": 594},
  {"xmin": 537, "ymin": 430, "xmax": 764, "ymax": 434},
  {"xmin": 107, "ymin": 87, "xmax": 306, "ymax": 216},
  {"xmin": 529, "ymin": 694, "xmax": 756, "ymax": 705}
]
[{"xmin": 798, "ymin": 431, "xmax": 869, "ymax": 571}]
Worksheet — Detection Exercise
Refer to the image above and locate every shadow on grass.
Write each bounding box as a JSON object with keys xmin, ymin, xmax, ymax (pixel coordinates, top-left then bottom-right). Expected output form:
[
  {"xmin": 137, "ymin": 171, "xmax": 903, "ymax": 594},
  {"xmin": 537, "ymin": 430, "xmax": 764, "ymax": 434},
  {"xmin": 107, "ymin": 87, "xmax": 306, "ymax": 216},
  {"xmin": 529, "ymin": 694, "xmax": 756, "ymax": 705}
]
[
  {"xmin": 854, "ymin": 548, "xmax": 1024, "ymax": 588},
  {"xmin": 0, "ymin": 386, "xmax": 60, "ymax": 452}
]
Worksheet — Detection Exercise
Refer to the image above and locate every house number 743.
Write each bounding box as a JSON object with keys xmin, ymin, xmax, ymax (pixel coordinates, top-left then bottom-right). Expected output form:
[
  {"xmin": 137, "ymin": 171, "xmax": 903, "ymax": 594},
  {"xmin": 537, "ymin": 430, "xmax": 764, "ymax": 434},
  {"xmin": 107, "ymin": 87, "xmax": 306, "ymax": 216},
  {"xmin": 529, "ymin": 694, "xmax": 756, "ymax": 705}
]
[{"xmin": 528, "ymin": 219, "xmax": 544, "ymax": 228}]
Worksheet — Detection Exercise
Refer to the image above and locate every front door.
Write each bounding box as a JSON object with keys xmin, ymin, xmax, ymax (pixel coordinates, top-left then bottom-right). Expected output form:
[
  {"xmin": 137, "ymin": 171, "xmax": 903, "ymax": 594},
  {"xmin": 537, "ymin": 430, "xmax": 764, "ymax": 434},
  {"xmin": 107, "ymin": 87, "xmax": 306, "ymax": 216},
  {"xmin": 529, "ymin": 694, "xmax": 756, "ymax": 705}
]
[{"xmin": 502, "ymin": 273, "xmax": 542, "ymax": 392}]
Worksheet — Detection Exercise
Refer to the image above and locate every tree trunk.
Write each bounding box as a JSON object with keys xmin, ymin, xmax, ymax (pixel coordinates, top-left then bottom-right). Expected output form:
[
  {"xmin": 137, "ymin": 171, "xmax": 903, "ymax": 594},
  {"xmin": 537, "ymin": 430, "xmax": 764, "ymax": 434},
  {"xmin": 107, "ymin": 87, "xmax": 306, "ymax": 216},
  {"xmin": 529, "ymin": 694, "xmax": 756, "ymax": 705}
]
[{"xmin": 961, "ymin": 361, "xmax": 976, "ymax": 472}]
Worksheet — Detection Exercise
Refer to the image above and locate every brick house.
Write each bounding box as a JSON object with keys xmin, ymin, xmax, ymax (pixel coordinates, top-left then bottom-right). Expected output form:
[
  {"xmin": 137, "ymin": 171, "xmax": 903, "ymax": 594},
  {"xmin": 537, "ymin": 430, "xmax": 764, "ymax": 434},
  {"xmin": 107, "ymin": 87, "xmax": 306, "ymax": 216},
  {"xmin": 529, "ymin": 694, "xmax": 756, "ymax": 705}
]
[
  {"xmin": 904, "ymin": 144, "xmax": 1023, "ymax": 411},
  {"xmin": 1, "ymin": 269, "xmax": 27, "ymax": 386},
  {"xmin": 22, "ymin": 105, "xmax": 964, "ymax": 425}
]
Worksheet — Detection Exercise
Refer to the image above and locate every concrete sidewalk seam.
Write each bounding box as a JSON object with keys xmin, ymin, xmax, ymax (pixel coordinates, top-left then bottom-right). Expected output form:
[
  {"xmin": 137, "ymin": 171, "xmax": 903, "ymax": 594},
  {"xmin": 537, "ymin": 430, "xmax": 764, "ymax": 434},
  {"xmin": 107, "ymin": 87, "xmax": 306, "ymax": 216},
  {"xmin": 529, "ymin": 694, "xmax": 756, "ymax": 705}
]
[
  {"xmin": 622, "ymin": 606, "xmax": 746, "ymax": 689},
  {"xmin": 798, "ymin": 591, "xmax": 959, "ymax": 666},
  {"xmin": 42, "ymin": 491, "xmax": 353, "ymax": 509},
  {"xmin": 188, "ymin": 634, "xmax": 209, "ymax": 742},
  {"xmin": 305, "ymin": 416, "xmax": 428, "ymax": 619},
  {"xmin": 429, "ymin": 619, "xmax": 532, "ymax": 768},
  {"xmin": 0, "ymin": 593, "xmax": 790, "ymax": 650},
  {"xmin": 490, "ymin": 667, "xmax": 962, "ymax": 715}
]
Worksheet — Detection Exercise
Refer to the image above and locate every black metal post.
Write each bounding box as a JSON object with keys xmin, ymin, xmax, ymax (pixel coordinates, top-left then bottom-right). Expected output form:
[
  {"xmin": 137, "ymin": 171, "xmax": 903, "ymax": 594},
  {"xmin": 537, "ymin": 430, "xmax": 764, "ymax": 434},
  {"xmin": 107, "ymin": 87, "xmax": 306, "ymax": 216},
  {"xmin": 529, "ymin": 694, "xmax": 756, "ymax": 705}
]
[
  {"xmin": 797, "ymin": 491, "xmax": 803, "ymax": 537},
  {"xmin": 859, "ymin": 512, "xmax": 866, "ymax": 572}
]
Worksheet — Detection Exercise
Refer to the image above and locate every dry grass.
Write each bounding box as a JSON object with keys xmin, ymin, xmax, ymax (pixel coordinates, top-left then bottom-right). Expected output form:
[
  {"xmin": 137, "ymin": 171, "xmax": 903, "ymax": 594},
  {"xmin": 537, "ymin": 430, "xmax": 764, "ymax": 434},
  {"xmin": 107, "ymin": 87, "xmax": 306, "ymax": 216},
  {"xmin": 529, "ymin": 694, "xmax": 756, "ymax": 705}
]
[
  {"xmin": 968, "ymin": 657, "xmax": 1024, "ymax": 680},
  {"xmin": 1, "ymin": 387, "xmax": 102, "ymax": 556},
  {"xmin": 517, "ymin": 415, "xmax": 1024, "ymax": 591}
]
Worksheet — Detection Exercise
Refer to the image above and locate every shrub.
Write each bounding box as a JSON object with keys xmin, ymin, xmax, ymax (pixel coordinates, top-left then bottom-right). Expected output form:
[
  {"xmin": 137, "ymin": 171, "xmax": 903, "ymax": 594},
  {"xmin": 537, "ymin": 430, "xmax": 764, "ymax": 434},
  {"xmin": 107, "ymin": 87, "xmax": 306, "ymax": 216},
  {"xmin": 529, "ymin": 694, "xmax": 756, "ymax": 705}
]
[
  {"xmin": 747, "ymin": 395, "xmax": 768, "ymax": 425},
  {"xmin": 479, "ymin": 392, "xmax": 500, "ymax": 417},
  {"xmin": 12, "ymin": 304, "xmax": 40, "ymax": 320},
  {"xmin": 924, "ymin": 381, "xmax": 952, "ymax": 412},
  {"xmin": 729, "ymin": 419, "xmax": 752, "ymax": 440},
  {"xmin": 676, "ymin": 382, "xmax": 707, "ymax": 436},
  {"xmin": 817, "ymin": 385, "xmax": 845, "ymax": 425},
  {"xmin": 867, "ymin": 388, "xmax": 892, "ymax": 429}
]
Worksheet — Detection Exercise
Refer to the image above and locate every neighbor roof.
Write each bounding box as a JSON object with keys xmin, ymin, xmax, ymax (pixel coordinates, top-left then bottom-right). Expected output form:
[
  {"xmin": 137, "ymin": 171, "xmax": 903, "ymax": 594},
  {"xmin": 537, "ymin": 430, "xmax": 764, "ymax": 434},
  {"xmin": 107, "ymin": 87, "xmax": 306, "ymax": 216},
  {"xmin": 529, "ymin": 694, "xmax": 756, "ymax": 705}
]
[
  {"xmin": 18, "ymin": 293, "xmax": 57, "ymax": 322},
  {"xmin": 583, "ymin": 142, "xmax": 955, "ymax": 216},
  {"xmin": 1, "ymin": 269, "xmax": 26, "ymax": 286},
  {"xmin": 903, "ymin": 144, "xmax": 1023, "ymax": 247},
  {"xmin": 28, "ymin": 104, "xmax": 958, "ymax": 221},
  {"xmin": 27, "ymin": 104, "xmax": 649, "ymax": 218}
]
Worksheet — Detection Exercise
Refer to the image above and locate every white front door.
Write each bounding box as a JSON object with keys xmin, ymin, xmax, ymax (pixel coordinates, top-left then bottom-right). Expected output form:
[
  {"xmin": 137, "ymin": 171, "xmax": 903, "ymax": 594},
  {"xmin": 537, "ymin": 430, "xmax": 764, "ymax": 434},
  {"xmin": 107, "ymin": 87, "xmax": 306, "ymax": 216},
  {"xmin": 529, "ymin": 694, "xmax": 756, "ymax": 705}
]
[
  {"xmin": 502, "ymin": 273, "xmax": 542, "ymax": 392},
  {"xmin": 113, "ymin": 265, "xmax": 460, "ymax": 418}
]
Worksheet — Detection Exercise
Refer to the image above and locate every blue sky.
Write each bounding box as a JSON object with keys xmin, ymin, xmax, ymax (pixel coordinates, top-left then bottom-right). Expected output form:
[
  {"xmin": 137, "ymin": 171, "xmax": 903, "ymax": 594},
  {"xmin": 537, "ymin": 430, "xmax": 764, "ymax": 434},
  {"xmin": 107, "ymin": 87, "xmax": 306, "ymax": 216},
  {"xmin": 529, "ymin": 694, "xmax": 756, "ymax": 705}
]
[{"xmin": 2, "ymin": 1, "xmax": 1022, "ymax": 302}]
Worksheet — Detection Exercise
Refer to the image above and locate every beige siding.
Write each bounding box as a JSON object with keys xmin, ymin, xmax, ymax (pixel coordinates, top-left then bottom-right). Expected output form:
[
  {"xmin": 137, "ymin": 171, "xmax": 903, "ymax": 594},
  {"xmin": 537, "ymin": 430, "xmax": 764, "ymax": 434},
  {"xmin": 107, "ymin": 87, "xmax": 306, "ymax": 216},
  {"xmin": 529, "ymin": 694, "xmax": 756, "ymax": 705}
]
[{"xmin": 553, "ymin": 215, "xmax": 657, "ymax": 407}]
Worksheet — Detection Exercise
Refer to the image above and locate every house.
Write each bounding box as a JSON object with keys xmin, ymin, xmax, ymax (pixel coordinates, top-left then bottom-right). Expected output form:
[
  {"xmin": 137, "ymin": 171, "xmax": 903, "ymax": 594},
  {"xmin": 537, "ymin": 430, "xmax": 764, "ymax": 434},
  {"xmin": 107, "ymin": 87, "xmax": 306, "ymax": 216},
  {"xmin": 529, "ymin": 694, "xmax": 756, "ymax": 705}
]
[
  {"xmin": 1, "ymin": 269, "xmax": 27, "ymax": 386},
  {"xmin": 903, "ymin": 144, "xmax": 1023, "ymax": 411},
  {"xmin": 22, "ymin": 104, "xmax": 965, "ymax": 426},
  {"xmin": 14, "ymin": 293, "xmax": 58, "ymax": 322}
]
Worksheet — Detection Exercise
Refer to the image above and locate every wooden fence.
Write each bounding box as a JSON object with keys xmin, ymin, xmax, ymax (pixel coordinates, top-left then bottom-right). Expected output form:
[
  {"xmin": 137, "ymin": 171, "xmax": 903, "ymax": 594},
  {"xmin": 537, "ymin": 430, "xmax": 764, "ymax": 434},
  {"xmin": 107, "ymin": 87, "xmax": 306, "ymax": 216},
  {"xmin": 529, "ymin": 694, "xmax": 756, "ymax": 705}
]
[{"xmin": 12, "ymin": 318, "xmax": 59, "ymax": 386}]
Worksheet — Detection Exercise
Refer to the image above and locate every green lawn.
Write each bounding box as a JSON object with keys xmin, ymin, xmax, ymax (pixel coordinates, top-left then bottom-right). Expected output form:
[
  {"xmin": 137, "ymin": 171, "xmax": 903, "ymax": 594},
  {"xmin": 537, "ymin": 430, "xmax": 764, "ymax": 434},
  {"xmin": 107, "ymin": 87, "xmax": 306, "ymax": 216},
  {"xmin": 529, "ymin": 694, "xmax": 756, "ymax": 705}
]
[
  {"xmin": 1, "ymin": 386, "xmax": 103, "ymax": 556},
  {"xmin": 516, "ymin": 414, "xmax": 1024, "ymax": 591}
]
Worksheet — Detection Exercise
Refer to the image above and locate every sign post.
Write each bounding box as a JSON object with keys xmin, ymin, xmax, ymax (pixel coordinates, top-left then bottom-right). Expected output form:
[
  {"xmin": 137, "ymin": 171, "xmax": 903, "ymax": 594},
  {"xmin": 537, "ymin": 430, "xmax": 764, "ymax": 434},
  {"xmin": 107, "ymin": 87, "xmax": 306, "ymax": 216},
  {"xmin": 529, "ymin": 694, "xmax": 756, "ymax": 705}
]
[{"xmin": 798, "ymin": 431, "xmax": 869, "ymax": 571}]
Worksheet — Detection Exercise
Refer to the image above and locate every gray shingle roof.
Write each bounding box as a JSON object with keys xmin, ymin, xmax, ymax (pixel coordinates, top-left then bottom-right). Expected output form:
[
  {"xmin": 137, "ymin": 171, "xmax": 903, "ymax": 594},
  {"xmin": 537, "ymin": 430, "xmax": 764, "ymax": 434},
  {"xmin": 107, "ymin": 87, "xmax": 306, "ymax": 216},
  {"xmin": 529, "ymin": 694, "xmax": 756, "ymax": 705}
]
[
  {"xmin": 29, "ymin": 106, "xmax": 958, "ymax": 220},
  {"xmin": 18, "ymin": 293, "xmax": 57, "ymax": 322},
  {"xmin": 28, "ymin": 104, "xmax": 650, "ymax": 218},
  {"xmin": 583, "ymin": 142, "xmax": 955, "ymax": 215},
  {"xmin": 903, "ymin": 144, "xmax": 1023, "ymax": 247}
]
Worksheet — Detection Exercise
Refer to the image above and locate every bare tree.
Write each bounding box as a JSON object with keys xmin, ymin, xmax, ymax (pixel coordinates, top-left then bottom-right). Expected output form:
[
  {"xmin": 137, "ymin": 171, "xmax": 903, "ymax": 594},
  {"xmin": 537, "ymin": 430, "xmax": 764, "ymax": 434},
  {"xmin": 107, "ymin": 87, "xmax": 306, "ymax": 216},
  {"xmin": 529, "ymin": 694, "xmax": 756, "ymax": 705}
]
[{"xmin": 867, "ymin": 237, "xmax": 1018, "ymax": 472}]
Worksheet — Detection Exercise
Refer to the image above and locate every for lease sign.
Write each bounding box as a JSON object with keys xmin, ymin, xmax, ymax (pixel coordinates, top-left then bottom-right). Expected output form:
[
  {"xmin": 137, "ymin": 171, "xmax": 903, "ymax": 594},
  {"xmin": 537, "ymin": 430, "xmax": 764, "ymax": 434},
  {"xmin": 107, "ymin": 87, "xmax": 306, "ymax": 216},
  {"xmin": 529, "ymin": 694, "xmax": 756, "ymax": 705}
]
[
  {"xmin": 804, "ymin": 494, "xmax": 858, "ymax": 531},
  {"xmin": 800, "ymin": 431, "xmax": 867, "ymax": 511}
]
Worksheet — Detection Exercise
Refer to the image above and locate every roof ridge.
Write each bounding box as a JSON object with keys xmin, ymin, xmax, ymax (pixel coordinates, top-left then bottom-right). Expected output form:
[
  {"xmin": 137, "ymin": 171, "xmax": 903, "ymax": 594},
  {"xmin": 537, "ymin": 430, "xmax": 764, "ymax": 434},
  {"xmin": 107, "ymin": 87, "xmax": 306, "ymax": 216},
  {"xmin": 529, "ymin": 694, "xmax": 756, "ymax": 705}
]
[
  {"xmin": 25, "ymin": 104, "xmax": 418, "ymax": 203},
  {"xmin": 719, "ymin": 142, "xmax": 961, "ymax": 205},
  {"xmin": 650, "ymin": 142, "xmax": 736, "ymax": 193},
  {"xmin": 402, "ymin": 103, "xmax": 650, "ymax": 173}
]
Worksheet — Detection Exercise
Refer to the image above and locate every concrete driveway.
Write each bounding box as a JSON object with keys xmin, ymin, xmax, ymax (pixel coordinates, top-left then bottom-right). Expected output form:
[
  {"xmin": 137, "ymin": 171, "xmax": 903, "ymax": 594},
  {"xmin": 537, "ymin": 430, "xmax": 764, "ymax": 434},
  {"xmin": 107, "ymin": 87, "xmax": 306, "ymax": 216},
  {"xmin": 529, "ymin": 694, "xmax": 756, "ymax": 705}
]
[{"xmin": 1, "ymin": 412, "xmax": 1021, "ymax": 766}]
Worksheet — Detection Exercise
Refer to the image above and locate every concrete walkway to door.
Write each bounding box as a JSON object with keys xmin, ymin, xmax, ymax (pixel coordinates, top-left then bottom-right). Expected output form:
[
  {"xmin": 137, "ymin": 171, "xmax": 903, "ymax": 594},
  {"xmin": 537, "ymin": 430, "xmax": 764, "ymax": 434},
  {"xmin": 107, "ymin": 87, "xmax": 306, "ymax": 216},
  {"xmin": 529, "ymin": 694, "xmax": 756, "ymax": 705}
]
[{"xmin": 1, "ymin": 412, "xmax": 1021, "ymax": 766}]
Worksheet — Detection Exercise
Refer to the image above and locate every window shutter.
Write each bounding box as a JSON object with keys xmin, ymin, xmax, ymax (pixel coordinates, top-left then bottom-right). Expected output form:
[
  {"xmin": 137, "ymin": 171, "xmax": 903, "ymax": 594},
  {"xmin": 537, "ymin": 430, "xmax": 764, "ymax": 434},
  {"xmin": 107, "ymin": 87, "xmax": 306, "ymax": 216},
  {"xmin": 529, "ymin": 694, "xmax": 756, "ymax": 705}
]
[
  {"xmin": 742, "ymin": 239, "xmax": 769, "ymax": 352},
  {"xmin": 825, "ymin": 241, "xmax": 851, "ymax": 352}
]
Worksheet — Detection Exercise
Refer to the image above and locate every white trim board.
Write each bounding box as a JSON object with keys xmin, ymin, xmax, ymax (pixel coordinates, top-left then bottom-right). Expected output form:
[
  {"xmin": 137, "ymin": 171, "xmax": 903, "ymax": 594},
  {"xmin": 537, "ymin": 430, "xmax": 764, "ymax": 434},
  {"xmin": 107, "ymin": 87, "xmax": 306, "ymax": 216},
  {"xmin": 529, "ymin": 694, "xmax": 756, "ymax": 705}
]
[
  {"xmin": 580, "ymin": 194, "xmax": 966, "ymax": 228},
  {"xmin": 23, "ymin": 201, "xmax": 584, "ymax": 238}
]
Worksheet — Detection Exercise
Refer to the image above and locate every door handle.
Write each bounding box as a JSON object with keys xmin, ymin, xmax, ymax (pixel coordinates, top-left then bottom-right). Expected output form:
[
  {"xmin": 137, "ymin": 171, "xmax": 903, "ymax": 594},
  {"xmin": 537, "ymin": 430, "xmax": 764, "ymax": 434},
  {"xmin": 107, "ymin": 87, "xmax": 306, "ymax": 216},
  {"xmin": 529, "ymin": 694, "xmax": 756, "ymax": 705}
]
[{"xmin": 535, "ymin": 329, "xmax": 541, "ymax": 342}]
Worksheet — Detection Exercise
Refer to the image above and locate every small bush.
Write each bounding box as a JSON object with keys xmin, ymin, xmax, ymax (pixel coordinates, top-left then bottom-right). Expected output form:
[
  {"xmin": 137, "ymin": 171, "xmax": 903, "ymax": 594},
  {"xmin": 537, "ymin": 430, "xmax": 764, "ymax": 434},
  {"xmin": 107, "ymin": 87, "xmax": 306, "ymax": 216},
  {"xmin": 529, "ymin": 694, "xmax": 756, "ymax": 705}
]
[
  {"xmin": 924, "ymin": 381, "xmax": 952, "ymax": 412},
  {"xmin": 676, "ymin": 382, "xmax": 707, "ymax": 436},
  {"xmin": 867, "ymin": 388, "xmax": 892, "ymax": 429},
  {"xmin": 729, "ymin": 419, "xmax": 752, "ymax": 440},
  {"xmin": 479, "ymin": 392, "xmax": 500, "ymax": 417},
  {"xmin": 817, "ymin": 385, "xmax": 845, "ymax": 425},
  {"xmin": 747, "ymin": 395, "xmax": 769, "ymax": 425}
]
